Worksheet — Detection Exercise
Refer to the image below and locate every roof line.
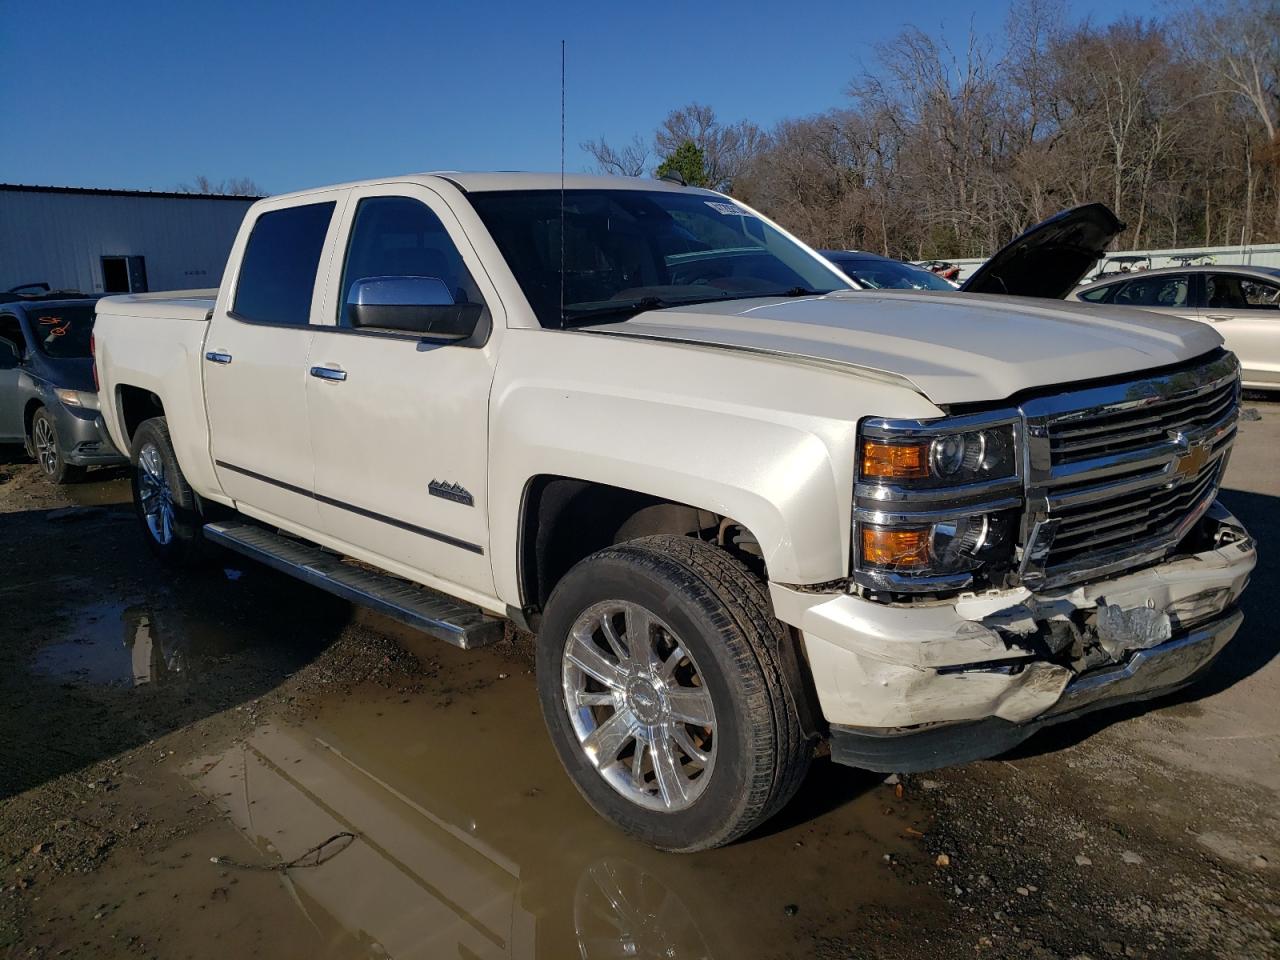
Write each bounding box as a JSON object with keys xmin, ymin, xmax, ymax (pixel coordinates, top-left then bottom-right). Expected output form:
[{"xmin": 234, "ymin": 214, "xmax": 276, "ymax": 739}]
[{"xmin": 0, "ymin": 183, "xmax": 262, "ymax": 202}]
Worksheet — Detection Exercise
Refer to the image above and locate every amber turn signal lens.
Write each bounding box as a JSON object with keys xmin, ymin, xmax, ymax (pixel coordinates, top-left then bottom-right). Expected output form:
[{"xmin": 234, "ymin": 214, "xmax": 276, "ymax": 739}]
[
  {"xmin": 861, "ymin": 526, "xmax": 931, "ymax": 568},
  {"xmin": 861, "ymin": 439, "xmax": 929, "ymax": 479}
]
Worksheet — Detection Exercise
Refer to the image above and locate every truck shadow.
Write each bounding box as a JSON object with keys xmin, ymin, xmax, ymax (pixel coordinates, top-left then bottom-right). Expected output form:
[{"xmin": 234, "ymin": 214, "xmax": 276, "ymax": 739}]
[
  {"xmin": 0, "ymin": 501, "xmax": 353, "ymax": 800},
  {"xmin": 1002, "ymin": 486, "xmax": 1278, "ymax": 760}
]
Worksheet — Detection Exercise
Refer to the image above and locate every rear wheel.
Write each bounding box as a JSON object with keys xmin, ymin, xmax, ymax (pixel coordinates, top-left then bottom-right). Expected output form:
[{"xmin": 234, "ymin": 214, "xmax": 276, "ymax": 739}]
[
  {"xmin": 130, "ymin": 417, "xmax": 208, "ymax": 566},
  {"xmin": 537, "ymin": 535, "xmax": 812, "ymax": 852},
  {"xmin": 31, "ymin": 407, "xmax": 84, "ymax": 485}
]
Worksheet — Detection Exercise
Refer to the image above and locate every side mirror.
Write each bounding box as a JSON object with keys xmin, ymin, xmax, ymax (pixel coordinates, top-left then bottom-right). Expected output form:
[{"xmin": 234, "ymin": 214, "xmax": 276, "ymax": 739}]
[
  {"xmin": 0, "ymin": 339, "xmax": 19, "ymax": 370},
  {"xmin": 346, "ymin": 276, "xmax": 485, "ymax": 340}
]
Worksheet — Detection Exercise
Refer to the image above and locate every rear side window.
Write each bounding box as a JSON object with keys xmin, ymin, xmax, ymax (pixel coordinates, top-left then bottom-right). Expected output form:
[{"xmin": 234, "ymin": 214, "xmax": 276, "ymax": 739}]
[
  {"xmin": 233, "ymin": 202, "xmax": 336, "ymax": 326},
  {"xmin": 1112, "ymin": 274, "xmax": 1189, "ymax": 308},
  {"xmin": 1077, "ymin": 283, "xmax": 1115, "ymax": 303}
]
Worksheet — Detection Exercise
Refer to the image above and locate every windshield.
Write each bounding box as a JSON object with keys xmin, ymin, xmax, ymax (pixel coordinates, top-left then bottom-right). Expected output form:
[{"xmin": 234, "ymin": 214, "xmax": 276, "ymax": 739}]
[
  {"xmin": 830, "ymin": 257, "xmax": 955, "ymax": 291},
  {"xmin": 467, "ymin": 189, "xmax": 848, "ymax": 327},
  {"xmin": 30, "ymin": 306, "xmax": 95, "ymax": 359}
]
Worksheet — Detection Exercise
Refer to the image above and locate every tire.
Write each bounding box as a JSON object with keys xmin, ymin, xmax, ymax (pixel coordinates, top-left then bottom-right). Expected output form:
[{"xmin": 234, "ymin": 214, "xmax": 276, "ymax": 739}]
[
  {"xmin": 30, "ymin": 406, "xmax": 85, "ymax": 485},
  {"xmin": 130, "ymin": 417, "xmax": 208, "ymax": 566},
  {"xmin": 537, "ymin": 535, "xmax": 812, "ymax": 852}
]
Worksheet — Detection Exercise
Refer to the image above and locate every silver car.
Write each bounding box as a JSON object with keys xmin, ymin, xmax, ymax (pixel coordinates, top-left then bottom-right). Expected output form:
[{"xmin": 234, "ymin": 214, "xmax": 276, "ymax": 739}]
[{"xmin": 1069, "ymin": 266, "xmax": 1280, "ymax": 392}]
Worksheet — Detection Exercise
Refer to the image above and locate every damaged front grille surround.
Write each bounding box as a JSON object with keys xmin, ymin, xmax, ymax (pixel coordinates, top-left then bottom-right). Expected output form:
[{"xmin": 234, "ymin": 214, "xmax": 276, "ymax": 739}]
[{"xmin": 853, "ymin": 350, "xmax": 1242, "ymax": 598}]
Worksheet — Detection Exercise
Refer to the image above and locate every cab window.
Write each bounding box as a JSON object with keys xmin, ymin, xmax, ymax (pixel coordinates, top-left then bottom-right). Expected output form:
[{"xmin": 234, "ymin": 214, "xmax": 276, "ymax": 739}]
[
  {"xmin": 232, "ymin": 202, "xmax": 336, "ymax": 326},
  {"xmin": 1112, "ymin": 274, "xmax": 1189, "ymax": 308},
  {"xmin": 338, "ymin": 196, "xmax": 484, "ymax": 328}
]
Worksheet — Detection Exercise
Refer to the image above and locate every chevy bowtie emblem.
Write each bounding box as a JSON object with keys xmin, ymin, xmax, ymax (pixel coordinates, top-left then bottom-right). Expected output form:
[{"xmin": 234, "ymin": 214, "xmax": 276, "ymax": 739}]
[{"xmin": 1170, "ymin": 433, "xmax": 1211, "ymax": 481}]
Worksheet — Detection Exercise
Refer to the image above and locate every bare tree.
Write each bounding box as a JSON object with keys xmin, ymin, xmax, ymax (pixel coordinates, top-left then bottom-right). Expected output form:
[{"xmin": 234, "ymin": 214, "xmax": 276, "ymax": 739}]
[
  {"xmin": 177, "ymin": 176, "xmax": 263, "ymax": 196},
  {"xmin": 581, "ymin": 135, "xmax": 650, "ymax": 177},
  {"xmin": 589, "ymin": 0, "xmax": 1278, "ymax": 257}
]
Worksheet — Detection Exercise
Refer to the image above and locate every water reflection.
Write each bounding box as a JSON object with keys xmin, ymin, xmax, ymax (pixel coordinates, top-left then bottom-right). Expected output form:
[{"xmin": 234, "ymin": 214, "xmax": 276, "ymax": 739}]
[
  {"xmin": 183, "ymin": 634, "xmax": 927, "ymax": 960},
  {"xmin": 30, "ymin": 601, "xmax": 206, "ymax": 686},
  {"xmin": 188, "ymin": 723, "xmax": 718, "ymax": 959}
]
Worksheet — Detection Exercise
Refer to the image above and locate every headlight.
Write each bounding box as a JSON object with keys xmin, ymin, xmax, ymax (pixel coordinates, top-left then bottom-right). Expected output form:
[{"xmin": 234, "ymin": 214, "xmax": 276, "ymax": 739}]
[
  {"xmin": 859, "ymin": 425, "xmax": 1017, "ymax": 486},
  {"xmin": 854, "ymin": 413, "xmax": 1023, "ymax": 594},
  {"xmin": 859, "ymin": 512, "xmax": 1017, "ymax": 575},
  {"xmin": 54, "ymin": 388, "xmax": 98, "ymax": 410}
]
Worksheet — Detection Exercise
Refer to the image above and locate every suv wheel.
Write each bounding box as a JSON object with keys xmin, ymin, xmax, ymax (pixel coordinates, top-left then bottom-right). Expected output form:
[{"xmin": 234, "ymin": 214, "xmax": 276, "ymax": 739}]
[
  {"xmin": 537, "ymin": 535, "xmax": 812, "ymax": 852},
  {"xmin": 130, "ymin": 417, "xmax": 208, "ymax": 565},
  {"xmin": 31, "ymin": 407, "xmax": 84, "ymax": 484}
]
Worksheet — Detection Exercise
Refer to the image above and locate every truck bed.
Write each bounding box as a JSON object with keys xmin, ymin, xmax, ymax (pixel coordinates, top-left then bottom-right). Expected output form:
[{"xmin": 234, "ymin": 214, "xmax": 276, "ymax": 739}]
[{"xmin": 96, "ymin": 289, "xmax": 217, "ymax": 323}]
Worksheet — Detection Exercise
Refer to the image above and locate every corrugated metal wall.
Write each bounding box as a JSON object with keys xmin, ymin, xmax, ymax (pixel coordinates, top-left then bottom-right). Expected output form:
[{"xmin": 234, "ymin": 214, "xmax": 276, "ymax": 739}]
[{"xmin": 0, "ymin": 189, "xmax": 256, "ymax": 294}]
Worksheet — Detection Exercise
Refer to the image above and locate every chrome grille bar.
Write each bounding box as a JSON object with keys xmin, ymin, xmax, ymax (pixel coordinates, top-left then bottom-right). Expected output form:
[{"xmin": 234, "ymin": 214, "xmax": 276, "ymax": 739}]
[{"xmin": 1018, "ymin": 351, "xmax": 1241, "ymax": 590}]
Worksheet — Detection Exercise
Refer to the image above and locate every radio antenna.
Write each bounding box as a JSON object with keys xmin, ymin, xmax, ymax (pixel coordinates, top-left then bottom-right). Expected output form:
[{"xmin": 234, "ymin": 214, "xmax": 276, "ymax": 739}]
[{"xmin": 559, "ymin": 39, "xmax": 566, "ymax": 328}]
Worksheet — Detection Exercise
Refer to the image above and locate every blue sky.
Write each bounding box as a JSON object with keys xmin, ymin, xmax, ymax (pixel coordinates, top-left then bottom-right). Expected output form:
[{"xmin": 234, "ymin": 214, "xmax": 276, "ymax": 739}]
[{"xmin": 2, "ymin": 0, "xmax": 1150, "ymax": 194}]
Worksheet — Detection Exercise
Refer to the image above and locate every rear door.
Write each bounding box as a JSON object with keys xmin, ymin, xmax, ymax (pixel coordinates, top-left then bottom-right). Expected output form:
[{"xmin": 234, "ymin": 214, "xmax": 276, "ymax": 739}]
[
  {"xmin": 1201, "ymin": 272, "xmax": 1280, "ymax": 388},
  {"xmin": 304, "ymin": 185, "xmax": 500, "ymax": 601},
  {"xmin": 204, "ymin": 194, "xmax": 348, "ymax": 534}
]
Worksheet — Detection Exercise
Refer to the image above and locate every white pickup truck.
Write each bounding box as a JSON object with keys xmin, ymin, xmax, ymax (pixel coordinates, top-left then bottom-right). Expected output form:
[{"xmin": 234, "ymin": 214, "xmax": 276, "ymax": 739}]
[{"xmin": 93, "ymin": 174, "xmax": 1255, "ymax": 851}]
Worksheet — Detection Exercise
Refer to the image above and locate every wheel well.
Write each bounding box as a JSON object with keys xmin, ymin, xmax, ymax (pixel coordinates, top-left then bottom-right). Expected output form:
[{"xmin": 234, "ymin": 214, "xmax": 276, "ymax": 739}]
[
  {"xmin": 22, "ymin": 399, "xmax": 43, "ymax": 440},
  {"xmin": 117, "ymin": 386, "xmax": 165, "ymax": 448},
  {"xmin": 517, "ymin": 476, "xmax": 766, "ymax": 620},
  {"xmin": 517, "ymin": 477, "xmax": 824, "ymax": 739}
]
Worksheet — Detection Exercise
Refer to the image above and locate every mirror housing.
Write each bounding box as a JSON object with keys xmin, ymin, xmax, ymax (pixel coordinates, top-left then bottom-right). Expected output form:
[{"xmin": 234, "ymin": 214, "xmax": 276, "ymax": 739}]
[
  {"xmin": 0, "ymin": 339, "xmax": 19, "ymax": 370},
  {"xmin": 346, "ymin": 276, "xmax": 485, "ymax": 341}
]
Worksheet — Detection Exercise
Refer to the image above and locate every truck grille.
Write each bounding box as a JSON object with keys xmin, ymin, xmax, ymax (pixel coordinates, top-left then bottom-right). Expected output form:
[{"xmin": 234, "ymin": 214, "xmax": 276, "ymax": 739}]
[{"xmin": 1020, "ymin": 351, "xmax": 1240, "ymax": 589}]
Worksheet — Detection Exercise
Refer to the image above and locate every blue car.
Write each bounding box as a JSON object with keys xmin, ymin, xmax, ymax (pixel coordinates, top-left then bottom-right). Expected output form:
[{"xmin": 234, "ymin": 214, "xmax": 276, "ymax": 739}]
[{"xmin": 0, "ymin": 297, "xmax": 126, "ymax": 483}]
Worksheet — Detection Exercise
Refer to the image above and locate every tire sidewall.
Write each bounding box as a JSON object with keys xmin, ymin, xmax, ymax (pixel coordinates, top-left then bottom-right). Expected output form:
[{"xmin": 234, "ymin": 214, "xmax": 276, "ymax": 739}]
[
  {"xmin": 31, "ymin": 407, "xmax": 68, "ymax": 483},
  {"xmin": 537, "ymin": 551, "xmax": 761, "ymax": 851},
  {"xmin": 130, "ymin": 418, "xmax": 203, "ymax": 564}
]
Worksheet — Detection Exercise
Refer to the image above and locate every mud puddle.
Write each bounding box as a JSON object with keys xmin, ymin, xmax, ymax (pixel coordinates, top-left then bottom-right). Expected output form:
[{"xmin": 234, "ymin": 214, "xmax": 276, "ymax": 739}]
[
  {"xmin": 29, "ymin": 596, "xmax": 246, "ymax": 687},
  {"xmin": 64, "ymin": 470, "xmax": 130, "ymax": 506},
  {"xmin": 180, "ymin": 635, "xmax": 941, "ymax": 959}
]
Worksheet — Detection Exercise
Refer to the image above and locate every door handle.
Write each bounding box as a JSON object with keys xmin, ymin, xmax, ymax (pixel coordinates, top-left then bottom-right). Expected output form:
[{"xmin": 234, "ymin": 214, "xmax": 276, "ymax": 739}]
[
  {"xmin": 309, "ymin": 365, "xmax": 347, "ymax": 382},
  {"xmin": 205, "ymin": 351, "xmax": 233, "ymax": 364},
  {"xmin": 1204, "ymin": 314, "xmax": 1233, "ymax": 322}
]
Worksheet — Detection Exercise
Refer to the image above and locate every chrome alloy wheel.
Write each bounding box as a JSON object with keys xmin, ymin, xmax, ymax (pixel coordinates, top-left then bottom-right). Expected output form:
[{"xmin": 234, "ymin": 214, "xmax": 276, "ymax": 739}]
[
  {"xmin": 33, "ymin": 416, "xmax": 58, "ymax": 477},
  {"xmin": 136, "ymin": 443, "xmax": 175, "ymax": 545},
  {"xmin": 562, "ymin": 600, "xmax": 717, "ymax": 812}
]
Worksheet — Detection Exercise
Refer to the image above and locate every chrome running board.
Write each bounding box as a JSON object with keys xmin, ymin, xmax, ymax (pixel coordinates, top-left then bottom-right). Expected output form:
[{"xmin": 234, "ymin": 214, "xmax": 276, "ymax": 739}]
[{"xmin": 203, "ymin": 520, "xmax": 504, "ymax": 649}]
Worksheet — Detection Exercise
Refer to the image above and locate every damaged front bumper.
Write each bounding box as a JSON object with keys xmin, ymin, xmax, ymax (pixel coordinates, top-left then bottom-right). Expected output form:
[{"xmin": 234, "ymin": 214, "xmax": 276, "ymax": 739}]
[{"xmin": 769, "ymin": 502, "xmax": 1255, "ymax": 773}]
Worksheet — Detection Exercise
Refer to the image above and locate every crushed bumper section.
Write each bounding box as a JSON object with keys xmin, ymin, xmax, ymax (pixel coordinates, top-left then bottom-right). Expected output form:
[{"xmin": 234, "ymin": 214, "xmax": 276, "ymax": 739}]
[
  {"xmin": 827, "ymin": 608, "xmax": 1242, "ymax": 772},
  {"xmin": 53, "ymin": 401, "xmax": 126, "ymax": 466},
  {"xmin": 769, "ymin": 503, "xmax": 1255, "ymax": 773}
]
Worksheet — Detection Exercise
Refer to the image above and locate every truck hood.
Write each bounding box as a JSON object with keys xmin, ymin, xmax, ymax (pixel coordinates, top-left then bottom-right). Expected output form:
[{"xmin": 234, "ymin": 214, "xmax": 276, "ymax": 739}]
[{"xmin": 582, "ymin": 290, "xmax": 1223, "ymax": 406}]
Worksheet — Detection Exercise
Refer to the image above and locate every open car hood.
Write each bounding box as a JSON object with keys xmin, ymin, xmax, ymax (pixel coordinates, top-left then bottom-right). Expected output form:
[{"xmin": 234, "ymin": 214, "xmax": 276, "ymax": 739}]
[{"xmin": 960, "ymin": 203, "xmax": 1124, "ymax": 299}]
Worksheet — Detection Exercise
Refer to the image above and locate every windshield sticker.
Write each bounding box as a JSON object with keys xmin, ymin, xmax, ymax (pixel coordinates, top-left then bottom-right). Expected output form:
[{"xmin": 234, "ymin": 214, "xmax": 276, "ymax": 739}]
[{"xmin": 704, "ymin": 200, "xmax": 753, "ymax": 217}]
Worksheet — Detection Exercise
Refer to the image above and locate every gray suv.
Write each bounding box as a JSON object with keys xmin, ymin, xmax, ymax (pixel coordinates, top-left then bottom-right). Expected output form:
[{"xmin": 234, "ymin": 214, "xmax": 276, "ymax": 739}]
[{"xmin": 0, "ymin": 297, "xmax": 126, "ymax": 482}]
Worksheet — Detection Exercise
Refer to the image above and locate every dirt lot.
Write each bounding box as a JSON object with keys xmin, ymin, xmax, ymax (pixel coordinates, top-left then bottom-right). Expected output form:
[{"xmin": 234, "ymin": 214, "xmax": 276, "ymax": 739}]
[{"xmin": 1, "ymin": 404, "xmax": 1277, "ymax": 960}]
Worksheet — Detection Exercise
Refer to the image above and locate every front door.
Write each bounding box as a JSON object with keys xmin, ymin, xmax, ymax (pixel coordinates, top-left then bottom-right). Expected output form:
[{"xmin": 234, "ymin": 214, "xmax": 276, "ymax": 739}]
[
  {"xmin": 1107, "ymin": 272, "xmax": 1194, "ymax": 321},
  {"xmin": 0, "ymin": 314, "xmax": 26, "ymax": 442},
  {"xmin": 1201, "ymin": 272, "xmax": 1280, "ymax": 388},
  {"xmin": 204, "ymin": 196, "xmax": 346, "ymax": 534},
  {"xmin": 305, "ymin": 187, "xmax": 499, "ymax": 603}
]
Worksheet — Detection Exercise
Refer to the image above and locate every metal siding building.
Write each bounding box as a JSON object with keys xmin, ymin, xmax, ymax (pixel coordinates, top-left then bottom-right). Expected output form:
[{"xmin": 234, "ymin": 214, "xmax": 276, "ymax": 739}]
[{"xmin": 0, "ymin": 185, "xmax": 257, "ymax": 295}]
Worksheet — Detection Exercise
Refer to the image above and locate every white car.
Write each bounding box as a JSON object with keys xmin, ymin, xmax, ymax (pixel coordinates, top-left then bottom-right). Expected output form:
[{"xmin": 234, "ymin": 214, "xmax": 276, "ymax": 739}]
[
  {"xmin": 1071, "ymin": 265, "xmax": 1280, "ymax": 392},
  {"xmin": 91, "ymin": 174, "xmax": 1255, "ymax": 851}
]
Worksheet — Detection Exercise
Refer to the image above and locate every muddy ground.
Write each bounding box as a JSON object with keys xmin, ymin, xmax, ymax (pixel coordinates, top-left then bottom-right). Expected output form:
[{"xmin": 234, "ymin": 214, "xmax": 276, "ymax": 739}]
[{"xmin": 1, "ymin": 404, "xmax": 1278, "ymax": 960}]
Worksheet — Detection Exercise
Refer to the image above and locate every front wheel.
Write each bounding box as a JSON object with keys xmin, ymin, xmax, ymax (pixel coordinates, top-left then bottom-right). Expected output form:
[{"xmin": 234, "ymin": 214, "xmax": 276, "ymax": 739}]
[
  {"xmin": 130, "ymin": 417, "xmax": 208, "ymax": 566},
  {"xmin": 31, "ymin": 407, "xmax": 84, "ymax": 485},
  {"xmin": 537, "ymin": 535, "xmax": 812, "ymax": 852}
]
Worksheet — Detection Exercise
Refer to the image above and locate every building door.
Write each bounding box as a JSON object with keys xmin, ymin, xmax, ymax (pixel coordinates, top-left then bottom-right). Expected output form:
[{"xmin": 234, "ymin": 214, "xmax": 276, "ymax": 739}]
[{"xmin": 101, "ymin": 256, "xmax": 148, "ymax": 293}]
